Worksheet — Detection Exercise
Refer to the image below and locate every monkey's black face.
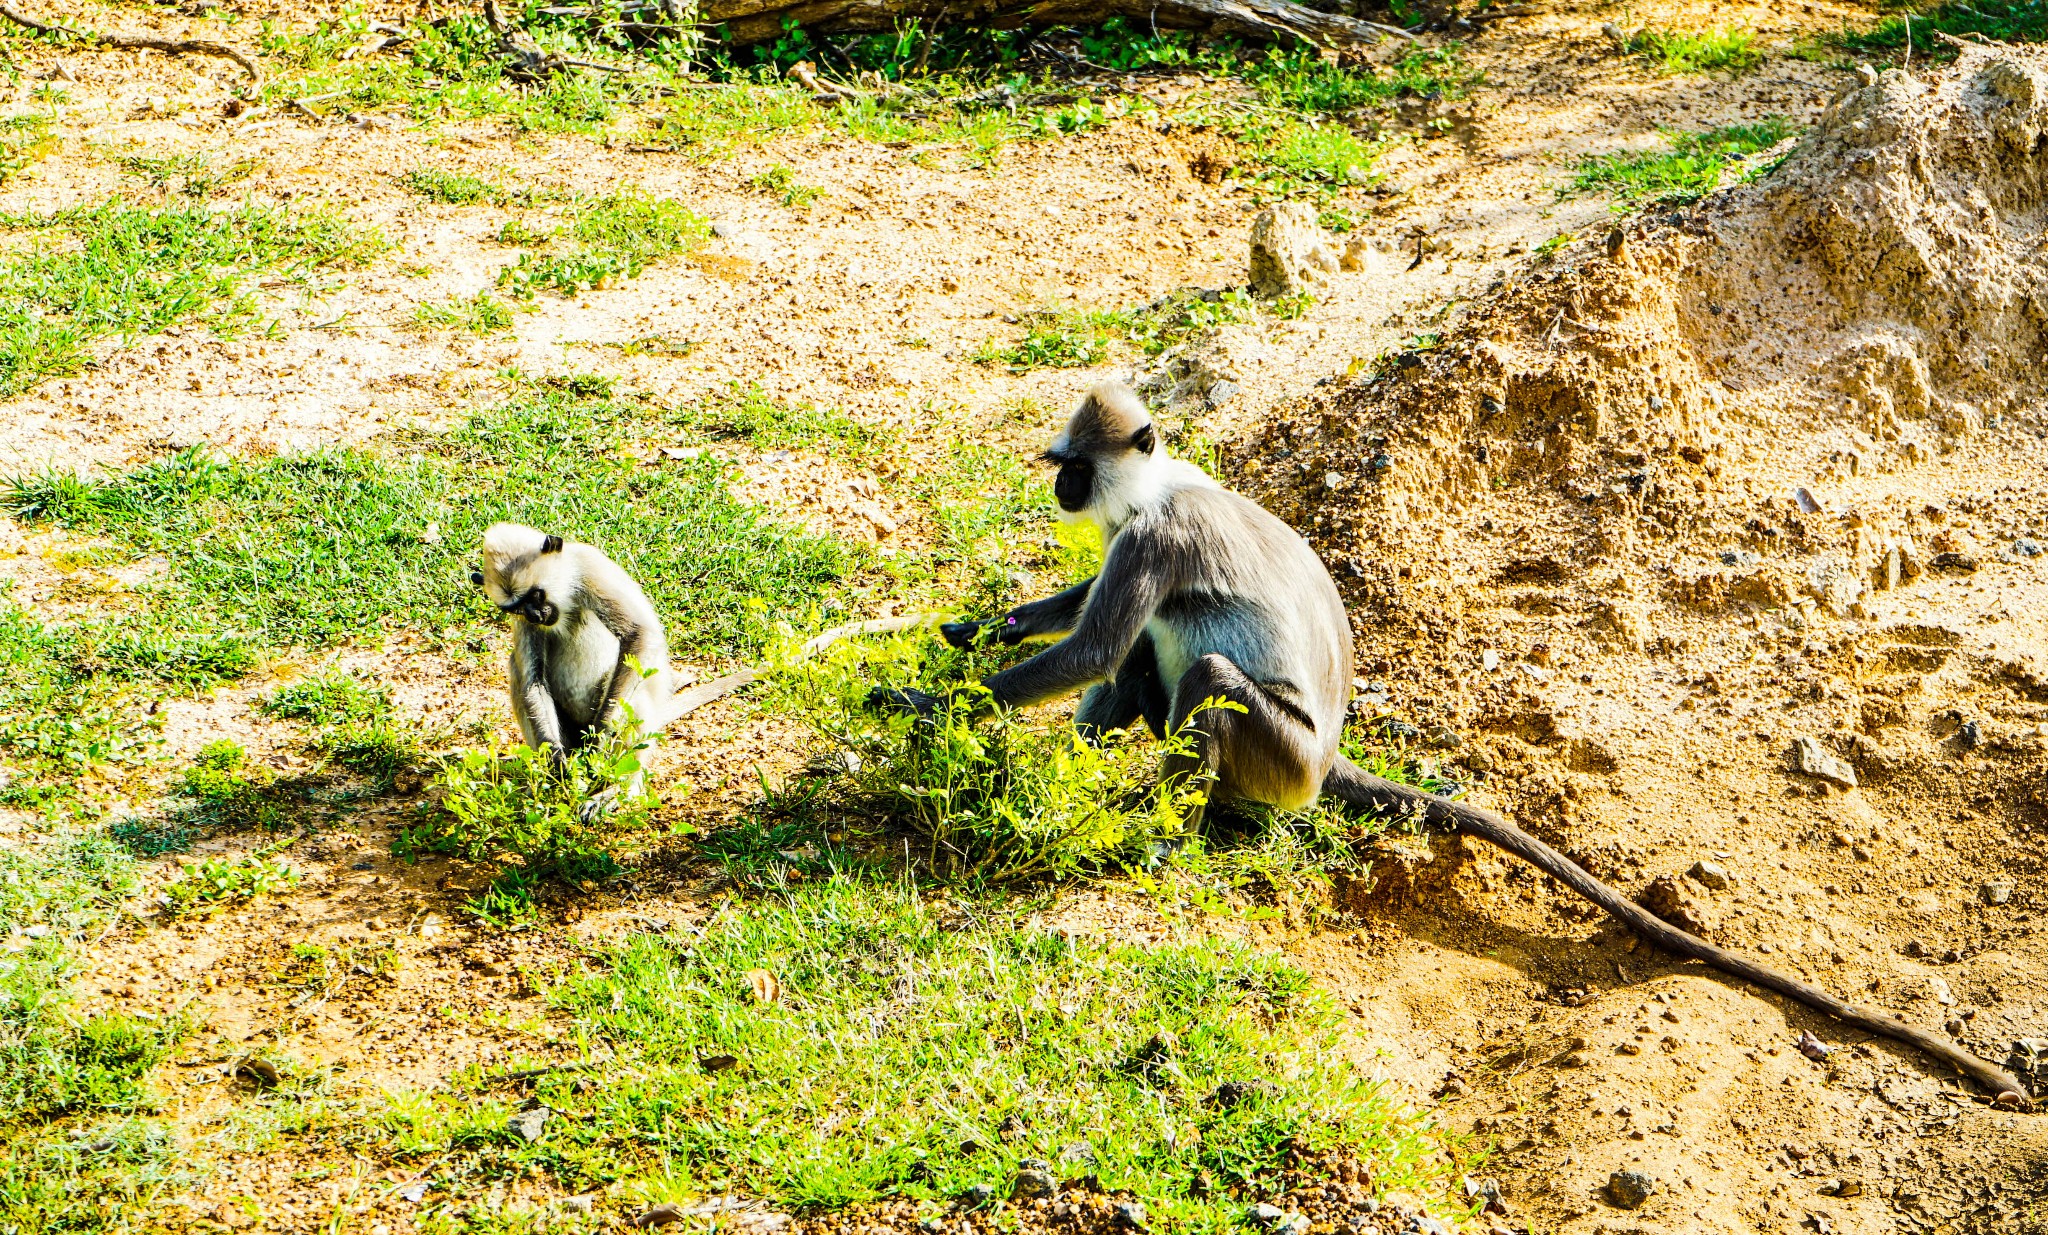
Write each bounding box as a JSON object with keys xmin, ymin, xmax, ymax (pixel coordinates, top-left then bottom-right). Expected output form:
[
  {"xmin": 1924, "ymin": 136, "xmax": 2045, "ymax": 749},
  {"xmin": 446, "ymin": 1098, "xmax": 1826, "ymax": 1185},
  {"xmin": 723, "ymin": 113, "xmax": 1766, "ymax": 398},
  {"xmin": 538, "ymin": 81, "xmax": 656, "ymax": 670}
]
[
  {"xmin": 502, "ymin": 587, "xmax": 559, "ymax": 626},
  {"xmin": 1052, "ymin": 458, "xmax": 1094, "ymax": 513}
]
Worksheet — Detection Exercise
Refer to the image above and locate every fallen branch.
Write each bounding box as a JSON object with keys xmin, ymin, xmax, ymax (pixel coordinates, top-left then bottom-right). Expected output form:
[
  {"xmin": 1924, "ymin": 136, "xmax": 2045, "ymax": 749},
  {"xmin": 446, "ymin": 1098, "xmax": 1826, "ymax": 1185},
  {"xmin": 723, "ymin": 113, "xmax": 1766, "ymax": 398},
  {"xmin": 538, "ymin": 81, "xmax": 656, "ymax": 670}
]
[
  {"xmin": 662, "ymin": 614, "xmax": 932, "ymax": 725},
  {"xmin": 701, "ymin": 0, "xmax": 1413, "ymax": 48},
  {"xmin": 1340, "ymin": 771, "xmax": 2032, "ymax": 1105},
  {"xmin": 0, "ymin": 1, "xmax": 262, "ymax": 93}
]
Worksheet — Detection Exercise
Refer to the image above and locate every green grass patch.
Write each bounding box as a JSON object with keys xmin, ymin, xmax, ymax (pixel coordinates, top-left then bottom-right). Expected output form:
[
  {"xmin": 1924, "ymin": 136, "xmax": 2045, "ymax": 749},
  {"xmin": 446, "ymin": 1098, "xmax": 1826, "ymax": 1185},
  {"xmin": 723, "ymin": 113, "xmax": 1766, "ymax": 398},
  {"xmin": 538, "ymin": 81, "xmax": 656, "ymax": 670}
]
[
  {"xmin": 0, "ymin": 596, "xmax": 161, "ymax": 807},
  {"xmin": 0, "ymin": 835, "xmax": 182, "ymax": 1124},
  {"xmin": 161, "ymin": 841, "xmax": 300, "ymax": 915},
  {"xmin": 1566, "ymin": 117, "xmax": 1795, "ymax": 205},
  {"xmin": 116, "ymin": 152, "xmax": 260, "ymax": 199},
  {"xmin": 390, "ymin": 875, "xmax": 1470, "ymax": 1222},
  {"xmin": 498, "ymin": 188, "xmax": 709, "ymax": 298},
  {"xmin": 1832, "ymin": 0, "xmax": 2048, "ymax": 53},
  {"xmin": 676, "ymin": 383, "xmax": 877, "ymax": 449},
  {"xmin": 1626, "ymin": 27, "xmax": 1765, "ymax": 73},
  {"xmin": 0, "ymin": 200, "xmax": 384, "ymax": 396},
  {"xmin": 974, "ymin": 288, "xmax": 1297, "ymax": 373},
  {"xmin": 413, "ymin": 290, "xmax": 519, "ymax": 334},
  {"xmin": 2, "ymin": 391, "xmax": 850, "ymax": 657},
  {"xmin": 400, "ymin": 167, "xmax": 557, "ymax": 207},
  {"xmin": 0, "ymin": 1117, "xmax": 197, "ymax": 1232}
]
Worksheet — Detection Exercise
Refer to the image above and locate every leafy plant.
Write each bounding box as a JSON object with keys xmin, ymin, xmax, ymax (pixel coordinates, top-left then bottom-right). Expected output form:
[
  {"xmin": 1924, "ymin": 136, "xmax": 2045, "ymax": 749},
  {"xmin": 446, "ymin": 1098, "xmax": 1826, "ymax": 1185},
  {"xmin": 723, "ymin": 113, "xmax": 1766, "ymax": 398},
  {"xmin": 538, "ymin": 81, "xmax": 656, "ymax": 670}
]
[
  {"xmin": 161, "ymin": 842, "xmax": 300, "ymax": 913},
  {"xmin": 748, "ymin": 164, "xmax": 825, "ymax": 208},
  {"xmin": 398, "ymin": 737, "xmax": 654, "ymax": 891},
  {"xmin": 677, "ymin": 384, "xmax": 876, "ymax": 447}
]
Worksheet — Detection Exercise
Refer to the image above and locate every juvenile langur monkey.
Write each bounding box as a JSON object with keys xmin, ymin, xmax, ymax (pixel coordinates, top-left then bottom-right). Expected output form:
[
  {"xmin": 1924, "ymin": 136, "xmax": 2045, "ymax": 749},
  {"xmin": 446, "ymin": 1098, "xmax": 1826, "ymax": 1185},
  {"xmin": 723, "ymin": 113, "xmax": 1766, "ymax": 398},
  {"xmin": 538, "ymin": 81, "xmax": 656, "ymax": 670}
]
[
  {"xmin": 871, "ymin": 382, "xmax": 2029, "ymax": 1103},
  {"xmin": 473, "ymin": 523, "xmax": 676, "ymax": 796}
]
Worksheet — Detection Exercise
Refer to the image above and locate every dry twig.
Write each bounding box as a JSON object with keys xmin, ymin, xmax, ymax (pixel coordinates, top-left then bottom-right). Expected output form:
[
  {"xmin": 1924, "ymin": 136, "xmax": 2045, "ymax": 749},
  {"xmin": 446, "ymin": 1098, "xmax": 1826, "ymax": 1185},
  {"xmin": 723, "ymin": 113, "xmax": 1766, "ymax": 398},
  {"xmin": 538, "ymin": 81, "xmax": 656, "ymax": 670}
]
[{"xmin": 0, "ymin": 1, "xmax": 262, "ymax": 93}]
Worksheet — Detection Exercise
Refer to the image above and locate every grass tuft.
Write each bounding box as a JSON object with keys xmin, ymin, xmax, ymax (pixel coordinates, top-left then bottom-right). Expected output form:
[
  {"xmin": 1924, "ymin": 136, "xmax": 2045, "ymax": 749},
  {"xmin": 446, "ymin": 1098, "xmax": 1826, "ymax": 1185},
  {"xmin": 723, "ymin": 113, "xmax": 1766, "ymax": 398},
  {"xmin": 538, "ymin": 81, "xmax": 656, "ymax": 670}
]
[
  {"xmin": 1626, "ymin": 27, "xmax": 1765, "ymax": 74},
  {"xmin": 1832, "ymin": 0, "xmax": 2048, "ymax": 53},
  {"xmin": 498, "ymin": 188, "xmax": 709, "ymax": 298},
  {"xmin": 413, "ymin": 290, "xmax": 519, "ymax": 334},
  {"xmin": 1567, "ymin": 117, "xmax": 1795, "ymax": 205}
]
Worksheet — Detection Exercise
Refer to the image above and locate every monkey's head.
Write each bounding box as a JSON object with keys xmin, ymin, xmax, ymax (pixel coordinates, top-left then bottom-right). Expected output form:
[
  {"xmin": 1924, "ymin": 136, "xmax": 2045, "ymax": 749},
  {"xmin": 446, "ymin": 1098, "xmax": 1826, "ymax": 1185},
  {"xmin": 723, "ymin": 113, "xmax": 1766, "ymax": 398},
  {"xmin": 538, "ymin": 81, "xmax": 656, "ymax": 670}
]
[
  {"xmin": 1044, "ymin": 381, "xmax": 1160, "ymax": 528},
  {"xmin": 473, "ymin": 522, "xmax": 568, "ymax": 627}
]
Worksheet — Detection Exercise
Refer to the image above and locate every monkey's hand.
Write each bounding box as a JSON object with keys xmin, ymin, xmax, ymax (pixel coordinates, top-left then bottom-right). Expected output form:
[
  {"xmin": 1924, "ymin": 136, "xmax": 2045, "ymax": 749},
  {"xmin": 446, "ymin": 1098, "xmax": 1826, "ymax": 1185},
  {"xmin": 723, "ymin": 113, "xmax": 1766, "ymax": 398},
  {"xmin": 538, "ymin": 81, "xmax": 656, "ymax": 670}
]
[
  {"xmin": 865, "ymin": 685, "xmax": 945, "ymax": 722},
  {"xmin": 940, "ymin": 616, "xmax": 1027, "ymax": 649}
]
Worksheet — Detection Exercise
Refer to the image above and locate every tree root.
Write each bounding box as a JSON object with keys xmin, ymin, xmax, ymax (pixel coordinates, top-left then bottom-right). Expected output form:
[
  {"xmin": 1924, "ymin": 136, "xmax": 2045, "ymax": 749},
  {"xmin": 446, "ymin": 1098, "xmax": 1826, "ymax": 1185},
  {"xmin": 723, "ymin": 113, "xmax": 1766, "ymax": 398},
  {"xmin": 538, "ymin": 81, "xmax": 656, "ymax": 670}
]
[{"xmin": 0, "ymin": 2, "xmax": 262, "ymax": 94}]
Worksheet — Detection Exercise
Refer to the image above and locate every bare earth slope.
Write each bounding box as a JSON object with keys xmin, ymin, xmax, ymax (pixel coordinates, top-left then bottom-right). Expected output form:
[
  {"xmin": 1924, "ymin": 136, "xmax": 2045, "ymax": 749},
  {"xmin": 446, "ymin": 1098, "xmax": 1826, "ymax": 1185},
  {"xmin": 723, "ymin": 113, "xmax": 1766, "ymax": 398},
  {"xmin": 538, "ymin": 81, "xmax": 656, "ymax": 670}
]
[{"xmin": 1239, "ymin": 44, "xmax": 2048, "ymax": 1235}]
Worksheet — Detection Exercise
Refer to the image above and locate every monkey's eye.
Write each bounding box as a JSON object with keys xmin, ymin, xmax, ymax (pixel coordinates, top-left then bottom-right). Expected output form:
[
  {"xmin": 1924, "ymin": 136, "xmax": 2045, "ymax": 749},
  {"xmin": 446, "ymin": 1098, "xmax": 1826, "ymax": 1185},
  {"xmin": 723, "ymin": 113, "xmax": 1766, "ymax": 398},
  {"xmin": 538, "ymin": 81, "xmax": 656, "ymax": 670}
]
[{"xmin": 469, "ymin": 568, "xmax": 485, "ymax": 587}]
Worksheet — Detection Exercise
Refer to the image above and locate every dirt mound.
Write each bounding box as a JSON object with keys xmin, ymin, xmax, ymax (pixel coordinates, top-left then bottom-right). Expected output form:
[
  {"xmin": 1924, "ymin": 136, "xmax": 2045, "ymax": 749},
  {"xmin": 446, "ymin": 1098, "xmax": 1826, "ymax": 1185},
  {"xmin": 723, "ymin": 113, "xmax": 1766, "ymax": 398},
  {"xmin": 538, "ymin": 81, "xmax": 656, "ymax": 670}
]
[
  {"xmin": 1226, "ymin": 46, "xmax": 2048, "ymax": 1235},
  {"xmin": 1246, "ymin": 43, "xmax": 2048, "ymax": 605}
]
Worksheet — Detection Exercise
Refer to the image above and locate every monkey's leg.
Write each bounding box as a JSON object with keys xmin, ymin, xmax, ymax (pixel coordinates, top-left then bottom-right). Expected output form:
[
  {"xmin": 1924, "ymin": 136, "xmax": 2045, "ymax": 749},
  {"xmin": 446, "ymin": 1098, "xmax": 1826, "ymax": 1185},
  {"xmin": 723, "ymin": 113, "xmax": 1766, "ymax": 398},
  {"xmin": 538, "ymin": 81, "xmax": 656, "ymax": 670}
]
[
  {"xmin": 1320, "ymin": 757, "xmax": 2029, "ymax": 1103},
  {"xmin": 1074, "ymin": 633, "xmax": 1169, "ymax": 742},
  {"xmin": 1161, "ymin": 653, "xmax": 1324, "ymax": 830}
]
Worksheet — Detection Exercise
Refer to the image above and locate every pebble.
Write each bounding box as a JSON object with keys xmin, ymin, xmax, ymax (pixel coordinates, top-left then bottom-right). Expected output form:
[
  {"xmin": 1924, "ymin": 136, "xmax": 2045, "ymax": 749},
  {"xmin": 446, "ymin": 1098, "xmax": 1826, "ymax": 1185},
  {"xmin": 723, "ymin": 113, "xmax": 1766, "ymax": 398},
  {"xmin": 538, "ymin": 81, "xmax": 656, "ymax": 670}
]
[
  {"xmin": 507, "ymin": 1106, "xmax": 550, "ymax": 1143},
  {"xmin": 1983, "ymin": 881, "xmax": 2014, "ymax": 906},
  {"xmin": 1605, "ymin": 1169, "xmax": 1655, "ymax": 1209},
  {"xmin": 2012, "ymin": 537, "xmax": 2043, "ymax": 557},
  {"xmin": 1060, "ymin": 1141, "xmax": 1097, "ymax": 1167},
  {"xmin": 1797, "ymin": 1030, "xmax": 1833, "ymax": 1061},
  {"xmin": 1791, "ymin": 736, "xmax": 1858, "ymax": 788},
  {"xmin": 1206, "ymin": 380, "xmax": 1240, "ymax": 408},
  {"xmin": 1688, "ymin": 860, "xmax": 1731, "ymax": 890},
  {"xmin": 1720, "ymin": 548, "xmax": 1762, "ymax": 568},
  {"xmin": 1250, "ymin": 1203, "xmax": 1286, "ymax": 1227},
  {"xmin": 1367, "ymin": 452, "xmax": 1393, "ymax": 473},
  {"xmin": 1959, "ymin": 720, "xmax": 1984, "ymax": 749},
  {"xmin": 1012, "ymin": 1169, "xmax": 1057, "ymax": 1199},
  {"xmin": 960, "ymin": 1185, "xmax": 995, "ymax": 1208},
  {"xmin": 1113, "ymin": 1201, "xmax": 1147, "ymax": 1230}
]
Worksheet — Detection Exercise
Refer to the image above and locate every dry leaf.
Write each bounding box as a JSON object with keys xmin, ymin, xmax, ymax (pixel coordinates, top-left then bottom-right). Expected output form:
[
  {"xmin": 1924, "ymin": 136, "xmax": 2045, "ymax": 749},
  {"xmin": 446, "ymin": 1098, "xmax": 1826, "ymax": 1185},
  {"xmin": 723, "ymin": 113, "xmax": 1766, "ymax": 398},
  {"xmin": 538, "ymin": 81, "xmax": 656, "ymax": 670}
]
[{"xmin": 747, "ymin": 968, "xmax": 781, "ymax": 1004}]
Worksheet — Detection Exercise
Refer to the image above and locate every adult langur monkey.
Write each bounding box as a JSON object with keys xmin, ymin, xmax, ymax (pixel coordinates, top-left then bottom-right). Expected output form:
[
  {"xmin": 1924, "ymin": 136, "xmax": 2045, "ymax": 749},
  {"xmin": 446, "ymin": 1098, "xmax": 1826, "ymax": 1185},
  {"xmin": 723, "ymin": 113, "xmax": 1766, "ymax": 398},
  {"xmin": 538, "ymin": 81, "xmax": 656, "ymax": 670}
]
[{"xmin": 869, "ymin": 381, "xmax": 2029, "ymax": 1104}]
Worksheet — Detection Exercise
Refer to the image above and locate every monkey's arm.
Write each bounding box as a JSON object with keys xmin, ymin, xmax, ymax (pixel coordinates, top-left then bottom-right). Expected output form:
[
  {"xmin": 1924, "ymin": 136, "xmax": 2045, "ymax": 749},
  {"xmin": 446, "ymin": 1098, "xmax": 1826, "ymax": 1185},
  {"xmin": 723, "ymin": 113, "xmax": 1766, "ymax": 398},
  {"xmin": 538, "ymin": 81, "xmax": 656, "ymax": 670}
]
[
  {"xmin": 513, "ymin": 641, "xmax": 569, "ymax": 762},
  {"xmin": 968, "ymin": 534, "xmax": 1166, "ymax": 712},
  {"xmin": 941, "ymin": 577, "xmax": 1096, "ymax": 649},
  {"xmin": 594, "ymin": 618, "xmax": 649, "ymax": 734}
]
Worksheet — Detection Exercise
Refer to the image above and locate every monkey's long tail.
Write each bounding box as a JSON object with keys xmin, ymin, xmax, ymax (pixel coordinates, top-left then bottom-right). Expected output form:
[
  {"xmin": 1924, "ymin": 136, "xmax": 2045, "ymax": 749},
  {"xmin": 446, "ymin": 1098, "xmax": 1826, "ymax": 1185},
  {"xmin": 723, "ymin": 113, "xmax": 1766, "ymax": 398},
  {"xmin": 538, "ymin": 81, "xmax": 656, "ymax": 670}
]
[
  {"xmin": 658, "ymin": 615, "xmax": 937, "ymax": 731},
  {"xmin": 1322, "ymin": 756, "xmax": 2031, "ymax": 1106}
]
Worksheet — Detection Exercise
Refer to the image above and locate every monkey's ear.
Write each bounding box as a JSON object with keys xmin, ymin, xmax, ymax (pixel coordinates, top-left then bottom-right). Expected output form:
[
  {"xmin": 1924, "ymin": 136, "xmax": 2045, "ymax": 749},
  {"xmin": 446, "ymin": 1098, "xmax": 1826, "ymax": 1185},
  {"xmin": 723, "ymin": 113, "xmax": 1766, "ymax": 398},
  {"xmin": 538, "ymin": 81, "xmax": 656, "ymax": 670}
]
[
  {"xmin": 540, "ymin": 534, "xmax": 564, "ymax": 554},
  {"xmin": 1131, "ymin": 423, "xmax": 1156, "ymax": 455}
]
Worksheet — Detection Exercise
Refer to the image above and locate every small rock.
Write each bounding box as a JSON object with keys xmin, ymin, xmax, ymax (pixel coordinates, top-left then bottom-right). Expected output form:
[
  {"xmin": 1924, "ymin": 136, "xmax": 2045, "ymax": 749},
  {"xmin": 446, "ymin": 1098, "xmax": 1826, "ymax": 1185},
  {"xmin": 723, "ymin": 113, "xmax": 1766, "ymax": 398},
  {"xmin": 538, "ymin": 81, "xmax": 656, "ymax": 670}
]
[
  {"xmin": 1640, "ymin": 874, "xmax": 1713, "ymax": 934},
  {"xmin": 1605, "ymin": 1169, "xmax": 1655, "ymax": 1209},
  {"xmin": 507, "ymin": 1106, "xmax": 551, "ymax": 1143},
  {"xmin": 711, "ymin": 220, "xmax": 743, "ymax": 239},
  {"xmin": 1791, "ymin": 736, "xmax": 1858, "ymax": 788},
  {"xmin": 236, "ymin": 1058, "xmax": 280, "ymax": 1088},
  {"xmin": 1481, "ymin": 649, "xmax": 1500, "ymax": 671},
  {"xmin": 634, "ymin": 1203, "xmax": 685, "ymax": 1228},
  {"xmin": 562, "ymin": 1195, "xmax": 594, "ymax": 1214},
  {"xmin": 997, "ymin": 1113, "xmax": 1026, "ymax": 1142},
  {"xmin": 1012, "ymin": 1168, "xmax": 1057, "ymax": 1199},
  {"xmin": 1930, "ymin": 977, "xmax": 1956, "ymax": 1006},
  {"xmin": 2006, "ymin": 1039, "xmax": 2048, "ymax": 1080},
  {"xmin": 1797, "ymin": 1030, "xmax": 1833, "ymax": 1061},
  {"xmin": 1206, "ymin": 379, "xmax": 1241, "ymax": 408},
  {"xmin": 1959, "ymin": 720, "xmax": 1984, "ymax": 749},
  {"xmin": 1720, "ymin": 548, "xmax": 1762, "ymax": 568},
  {"xmin": 1059, "ymin": 1141, "xmax": 1096, "ymax": 1167},
  {"xmin": 1206, "ymin": 1079, "xmax": 1275, "ymax": 1109},
  {"xmin": 1820, "ymin": 1179, "xmax": 1864, "ymax": 1198},
  {"xmin": 1688, "ymin": 860, "xmax": 1731, "ymax": 891},
  {"xmin": 2012, "ymin": 537, "xmax": 2043, "ymax": 558},
  {"xmin": 1367, "ymin": 452, "xmax": 1394, "ymax": 473},
  {"xmin": 1114, "ymin": 1201, "xmax": 1148, "ymax": 1230},
  {"xmin": 1251, "ymin": 1203, "xmax": 1286, "ymax": 1227},
  {"xmin": 1983, "ymin": 881, "xmax": 2014, "ymax": 906},
  {"xmin": 397, "ymin": 1181, "xmax": 428, "ymax": 1203},
  {"xmin": 1248, "ymin": 203, "xmax": 1338, "ymax": 297},
  {"xmin": 960, "ymin": 1184, "xmax": 995, "ymax": 1208},
  {"xmin": 1929, "ymin": 551, "xmax": 1979, "ymax": 574}
]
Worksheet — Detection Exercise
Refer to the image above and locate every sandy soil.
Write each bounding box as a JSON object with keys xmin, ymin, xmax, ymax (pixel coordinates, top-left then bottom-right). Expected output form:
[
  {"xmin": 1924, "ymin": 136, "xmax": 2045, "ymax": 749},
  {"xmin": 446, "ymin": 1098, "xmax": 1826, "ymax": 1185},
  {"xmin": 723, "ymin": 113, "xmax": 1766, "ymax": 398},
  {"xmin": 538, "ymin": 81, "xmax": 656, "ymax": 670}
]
[{"xmin": 4, "ymin": 1, "xmax": 2045, "ymax": 1232}]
